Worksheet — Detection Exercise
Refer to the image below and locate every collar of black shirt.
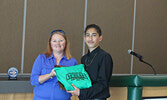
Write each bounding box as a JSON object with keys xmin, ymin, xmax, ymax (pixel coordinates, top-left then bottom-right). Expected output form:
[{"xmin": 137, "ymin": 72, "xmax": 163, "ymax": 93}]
[{"xmin": 87, "ymin": 46, "xmax": 101, "ymax": 56}]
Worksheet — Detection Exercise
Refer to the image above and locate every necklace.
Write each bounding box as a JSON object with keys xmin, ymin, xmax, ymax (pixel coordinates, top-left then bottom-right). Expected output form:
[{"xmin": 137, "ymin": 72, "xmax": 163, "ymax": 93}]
[{"xmin": 85, "ymin": 53, "xmax": 97, "ymax": 66}]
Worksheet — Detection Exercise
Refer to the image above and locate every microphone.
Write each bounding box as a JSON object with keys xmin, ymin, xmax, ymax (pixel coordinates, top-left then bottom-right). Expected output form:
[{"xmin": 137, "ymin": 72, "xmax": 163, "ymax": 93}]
[
  {"xmin": 128, "ymin": 49, "xmax": 143, "ymax": 59},
  {"xmin": 128, "ymin": 49, "xmax": 156, "ymax": 75}
]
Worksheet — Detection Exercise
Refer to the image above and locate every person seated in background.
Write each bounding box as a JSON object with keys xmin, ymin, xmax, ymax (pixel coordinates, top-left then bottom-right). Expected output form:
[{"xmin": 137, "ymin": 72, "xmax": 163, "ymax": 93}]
[{"xmin": 30, "ymin": 29, "xmax": 78, "ymax": 100}]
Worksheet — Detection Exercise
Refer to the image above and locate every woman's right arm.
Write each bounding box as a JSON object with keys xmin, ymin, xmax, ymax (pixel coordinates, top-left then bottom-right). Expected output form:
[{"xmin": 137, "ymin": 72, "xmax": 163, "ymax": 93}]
[
  {"xmin": 38, "ymin": 69, "xmax": 56, "ymax": 84},
  {"xmin": 30, "ymin": 55, "xmax": 56, "ymax": 85},
  {"xmin": 30, "ymin": 55, "xmax": 42, "ymax": 86}
]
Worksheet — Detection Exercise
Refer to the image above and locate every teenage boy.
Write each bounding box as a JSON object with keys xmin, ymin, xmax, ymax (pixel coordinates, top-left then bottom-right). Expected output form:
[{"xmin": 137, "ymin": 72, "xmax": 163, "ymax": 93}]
[{"xmin": 68, "ymin": 24, "xmax": 113, "ymax": 100}]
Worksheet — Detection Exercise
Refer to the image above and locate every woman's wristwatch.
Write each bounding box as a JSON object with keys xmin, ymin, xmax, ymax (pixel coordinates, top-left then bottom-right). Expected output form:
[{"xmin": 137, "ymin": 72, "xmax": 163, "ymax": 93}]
[{"xmin": 49, "ymin": 73, "xmax": 53, "ymax": 79}]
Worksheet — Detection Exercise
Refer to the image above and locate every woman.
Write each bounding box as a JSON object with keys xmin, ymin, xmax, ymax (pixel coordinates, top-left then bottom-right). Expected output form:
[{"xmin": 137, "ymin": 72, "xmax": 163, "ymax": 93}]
[{"xmin": 31, "ymin": 30, "xmax": 78, "ymax": 100}]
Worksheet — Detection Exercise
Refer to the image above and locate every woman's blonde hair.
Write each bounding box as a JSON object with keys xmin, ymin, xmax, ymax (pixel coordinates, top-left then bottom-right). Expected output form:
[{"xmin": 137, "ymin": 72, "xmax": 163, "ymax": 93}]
[{"xmin": 44, "ymin": 30, "xmax": 72, "ymax": 60}]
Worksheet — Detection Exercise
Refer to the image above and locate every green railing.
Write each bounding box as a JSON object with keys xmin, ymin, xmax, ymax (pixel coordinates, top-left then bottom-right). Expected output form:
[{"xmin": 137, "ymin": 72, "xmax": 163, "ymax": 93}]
[{"xmin": 110, "ymin": 75, "xmax": 167, "ymax": 100}]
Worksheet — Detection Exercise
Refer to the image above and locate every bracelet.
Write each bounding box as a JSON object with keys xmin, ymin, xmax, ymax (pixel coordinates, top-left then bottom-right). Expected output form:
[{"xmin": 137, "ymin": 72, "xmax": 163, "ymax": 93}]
[{"xmin": 49, "ymin": 73, "xmax": 53, "ymax": 79}]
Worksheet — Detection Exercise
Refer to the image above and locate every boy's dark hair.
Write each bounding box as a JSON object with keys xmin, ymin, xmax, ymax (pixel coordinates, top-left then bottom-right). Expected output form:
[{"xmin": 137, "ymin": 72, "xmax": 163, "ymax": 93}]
[{"xmin": 84, "ymin": 24, "xmax": 102, "ymax": 36}]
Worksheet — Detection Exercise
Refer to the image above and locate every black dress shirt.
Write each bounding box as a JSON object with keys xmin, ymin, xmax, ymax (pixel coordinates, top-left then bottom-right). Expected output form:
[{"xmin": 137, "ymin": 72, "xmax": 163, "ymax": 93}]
[{"xmin": 79, "ymin": 46, "xmax": 113, "ymax": 100}]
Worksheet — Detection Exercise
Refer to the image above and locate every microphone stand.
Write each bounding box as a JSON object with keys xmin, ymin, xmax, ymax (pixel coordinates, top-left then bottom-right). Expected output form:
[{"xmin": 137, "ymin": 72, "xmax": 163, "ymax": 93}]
[{"xmin": 139, "ymin": 58, "xmax": 156, "ymax": 75}]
